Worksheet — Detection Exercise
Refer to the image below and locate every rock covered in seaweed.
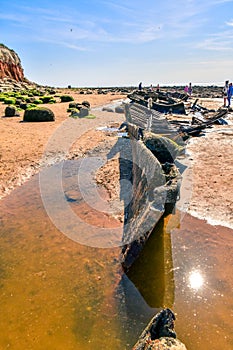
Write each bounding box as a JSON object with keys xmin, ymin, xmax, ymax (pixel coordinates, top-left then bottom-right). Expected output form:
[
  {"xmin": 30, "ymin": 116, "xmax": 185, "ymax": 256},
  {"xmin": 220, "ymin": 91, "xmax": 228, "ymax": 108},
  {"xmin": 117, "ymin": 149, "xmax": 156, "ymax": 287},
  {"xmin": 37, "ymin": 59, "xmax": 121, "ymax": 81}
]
[
  {"xmin": 4, "ymin": 105, "xmax": 19, "ymax": 117},
  {"xmin": 133, "ymin": 309, "xmax": 187, "ymax": 350},
  {"xmin": 23, "ymin": 107, "xmax": 55, "ymax": 122}
]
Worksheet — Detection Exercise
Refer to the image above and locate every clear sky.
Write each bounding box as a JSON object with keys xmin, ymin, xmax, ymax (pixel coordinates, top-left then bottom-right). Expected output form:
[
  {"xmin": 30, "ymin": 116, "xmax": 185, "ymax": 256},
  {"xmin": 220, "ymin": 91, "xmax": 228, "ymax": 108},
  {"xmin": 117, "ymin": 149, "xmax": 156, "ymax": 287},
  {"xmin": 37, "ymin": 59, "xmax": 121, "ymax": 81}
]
[{"xmin": 1, "ymin": 0, "xmax": 233, "ymax": 87}]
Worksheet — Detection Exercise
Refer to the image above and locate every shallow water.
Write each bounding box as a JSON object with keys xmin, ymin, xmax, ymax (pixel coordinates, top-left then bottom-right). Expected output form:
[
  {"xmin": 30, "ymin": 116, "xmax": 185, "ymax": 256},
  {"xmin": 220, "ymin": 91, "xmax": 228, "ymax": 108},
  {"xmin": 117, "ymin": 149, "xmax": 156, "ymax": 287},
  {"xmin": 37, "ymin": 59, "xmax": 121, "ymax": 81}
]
[
  {"xmin": 0, "ymin": 160, "xmax": 233, "ymax": 349},
  {"xmin": 171, "ymin": 213, "xmax": 233, "ymax": 350}
]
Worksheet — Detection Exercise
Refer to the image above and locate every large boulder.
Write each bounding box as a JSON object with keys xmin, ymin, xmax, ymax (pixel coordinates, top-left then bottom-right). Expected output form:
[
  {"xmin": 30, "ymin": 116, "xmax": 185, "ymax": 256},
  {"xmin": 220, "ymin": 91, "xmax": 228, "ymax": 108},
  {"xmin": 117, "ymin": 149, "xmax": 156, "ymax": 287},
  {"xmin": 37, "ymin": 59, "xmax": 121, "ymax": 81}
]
[{"xmin": 23, "ymin": 107, "xmax": 55, "ymax": 122}]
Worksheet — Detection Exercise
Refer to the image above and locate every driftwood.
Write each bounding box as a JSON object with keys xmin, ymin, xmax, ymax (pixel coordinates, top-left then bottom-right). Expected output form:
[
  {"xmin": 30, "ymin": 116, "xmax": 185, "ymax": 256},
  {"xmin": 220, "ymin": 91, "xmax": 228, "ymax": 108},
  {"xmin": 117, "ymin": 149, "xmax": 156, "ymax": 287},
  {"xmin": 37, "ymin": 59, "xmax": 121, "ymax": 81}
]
[
  {"xmin": 176, "ymin": 108, "xmax": 228, "ymax": 139},
  {"xmin": 190, "ymin": 98, "xmax": 215, "ymax": 113},
  {"xmin": 191, "ymin": 108, "xmax": 228, "ymax": 126}
]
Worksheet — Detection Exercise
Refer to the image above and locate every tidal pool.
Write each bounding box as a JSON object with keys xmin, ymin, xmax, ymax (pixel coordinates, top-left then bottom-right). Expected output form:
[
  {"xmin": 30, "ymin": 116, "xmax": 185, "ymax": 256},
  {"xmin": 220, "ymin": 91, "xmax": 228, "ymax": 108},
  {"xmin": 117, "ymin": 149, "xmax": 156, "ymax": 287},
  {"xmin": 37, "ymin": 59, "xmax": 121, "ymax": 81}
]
[{"xmin": 0, "ymin": 160, "xmax": 232, "ymax": 349}]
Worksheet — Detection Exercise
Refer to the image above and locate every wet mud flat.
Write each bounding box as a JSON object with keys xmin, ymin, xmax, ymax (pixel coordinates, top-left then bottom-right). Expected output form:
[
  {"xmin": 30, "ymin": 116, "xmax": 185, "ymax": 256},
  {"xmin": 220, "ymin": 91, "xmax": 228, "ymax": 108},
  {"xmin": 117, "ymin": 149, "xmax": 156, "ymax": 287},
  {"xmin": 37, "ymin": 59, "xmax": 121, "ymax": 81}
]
[
  {"xmin": 0, "ymin": 163, "xmax": 126, "ymax": 350},
  {"xmin": 0, "ymin": 125, "xmax": 233, "ymax": 350}
]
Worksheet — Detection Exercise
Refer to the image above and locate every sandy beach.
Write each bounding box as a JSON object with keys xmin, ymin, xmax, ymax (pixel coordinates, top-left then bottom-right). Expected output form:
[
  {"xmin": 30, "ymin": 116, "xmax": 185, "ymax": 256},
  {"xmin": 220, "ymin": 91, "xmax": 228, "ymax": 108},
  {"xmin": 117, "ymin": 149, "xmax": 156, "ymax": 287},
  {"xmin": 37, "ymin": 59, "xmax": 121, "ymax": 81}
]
[
  {"xmin": 0, "ymin": 89, "xmax": 126, "ymax": 199},
  {"xmin": 1, "ymin": 91, "xmax": 232, "ymax": 230}
]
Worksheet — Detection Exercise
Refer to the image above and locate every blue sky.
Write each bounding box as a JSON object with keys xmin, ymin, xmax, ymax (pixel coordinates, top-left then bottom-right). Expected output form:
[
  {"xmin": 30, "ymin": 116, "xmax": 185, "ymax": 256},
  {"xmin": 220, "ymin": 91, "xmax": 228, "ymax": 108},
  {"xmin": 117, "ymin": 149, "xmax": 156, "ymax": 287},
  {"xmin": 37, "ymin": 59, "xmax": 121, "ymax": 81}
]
[{"xmin": 1, "ymin": 0, "xmax": 233, "ymax": 87}]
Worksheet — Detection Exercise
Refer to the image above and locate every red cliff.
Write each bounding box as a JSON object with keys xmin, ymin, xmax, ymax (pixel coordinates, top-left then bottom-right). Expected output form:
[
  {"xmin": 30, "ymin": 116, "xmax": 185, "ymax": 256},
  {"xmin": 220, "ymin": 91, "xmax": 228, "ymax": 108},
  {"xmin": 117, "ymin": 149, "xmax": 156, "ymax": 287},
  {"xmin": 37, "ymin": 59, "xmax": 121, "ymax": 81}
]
[{"xmin": 0, "ymin": 44, "xmax": 25, "ymax": 82}]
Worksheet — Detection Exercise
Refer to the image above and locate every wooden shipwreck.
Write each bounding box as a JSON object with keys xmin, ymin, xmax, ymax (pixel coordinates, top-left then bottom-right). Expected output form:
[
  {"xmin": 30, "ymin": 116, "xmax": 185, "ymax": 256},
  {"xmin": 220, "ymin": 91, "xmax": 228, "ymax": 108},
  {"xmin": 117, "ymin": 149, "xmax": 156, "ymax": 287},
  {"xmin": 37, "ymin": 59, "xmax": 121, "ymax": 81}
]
[
  {"xmin": 120, "ymin": 103, "xmax": 185, "ymax": 270},
  {"xmin": 120, "ymin": 100, "xmax": 228, "ymax": 270},
  {"xmin": 127, "ymin": 90, "xmax": 187, "ymax": 115}
]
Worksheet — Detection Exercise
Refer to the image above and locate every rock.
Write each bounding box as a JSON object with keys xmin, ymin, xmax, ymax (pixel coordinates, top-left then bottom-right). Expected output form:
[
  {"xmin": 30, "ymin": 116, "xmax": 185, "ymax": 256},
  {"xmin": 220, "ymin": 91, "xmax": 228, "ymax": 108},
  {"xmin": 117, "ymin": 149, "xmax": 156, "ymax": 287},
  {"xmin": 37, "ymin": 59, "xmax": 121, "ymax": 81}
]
[
  {"xmin": 4, "ymin": 106, "xmax": 19, "ymax": 117},
  {"xmin": 115, "ymin": 106, "xmax": 125, "ymax": 113},
  {"xmin": 70, "ymin": 107, "xmax": 89, "ymax": 118},
  {"xmin": 133, "ymin": 309, "xmax": 187, "ymax": 350},
  {"xmin": 20, "ymin": 103, "xmax": 29, "ymax": 110},
  {"xmin": 81, "ymin": 100, "xmax": 90, "ymax": 108},
  {"xmin": 133, "ymin": 337, "xmax": 187, "ymax": 350},
  {"xmin": 0, "ymin": 44, "xmax": 40, "ymax": 91},
  {"xmin": 102, "ymin": 106, "xmax": 114, "ymax": 112},
  {"xmin": 5, "ymin": 106, "xmax": 17, "ymax": 117},
  {"xmin": 23, "ymin": 107, "xmax": 55, "ymax": 122},
  {"xmin": 60, "ymin": 95, "xmax": 74, "ymax": 102},
  {"xmin": 79, "ymin": 107, "xmax": 89, "ymax": 117},
  {"xmin": 68, "ymin": 102, "xmax": 77, "ymax": 109}
]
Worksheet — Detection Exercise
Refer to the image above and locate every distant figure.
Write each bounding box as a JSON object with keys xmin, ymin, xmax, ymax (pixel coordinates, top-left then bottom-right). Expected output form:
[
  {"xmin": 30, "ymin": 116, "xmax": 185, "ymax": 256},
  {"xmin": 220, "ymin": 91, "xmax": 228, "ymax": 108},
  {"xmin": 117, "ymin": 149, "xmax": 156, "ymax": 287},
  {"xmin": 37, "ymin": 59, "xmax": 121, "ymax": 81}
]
[
  {"xmin": 138, "ymin": 82, "xmax": 142, "ymax": 91},
  {"xmin": 188, "ymin": 82, "xmax": 192, "ymax": 96},
  {"xmin": 156, "ymin": 84, "xmax": 160, "ymax": 93},
  {"xmin": 227, "ymin": 82, "xmax": 233, "ymax": 108},
  {"xmin": 147, "ymin": 97, "xmax": 153, "ymax": 109},
  {"xmin": 184, "ymin": 85, "xmax": 189, "ymax": 93},
  {"xmin": 149, "ymin": 84, "xmax": 154, "ymax": 91},
  {"xmin": 223, "ymin": 80, "xmax": 229, "ymax": 107}
]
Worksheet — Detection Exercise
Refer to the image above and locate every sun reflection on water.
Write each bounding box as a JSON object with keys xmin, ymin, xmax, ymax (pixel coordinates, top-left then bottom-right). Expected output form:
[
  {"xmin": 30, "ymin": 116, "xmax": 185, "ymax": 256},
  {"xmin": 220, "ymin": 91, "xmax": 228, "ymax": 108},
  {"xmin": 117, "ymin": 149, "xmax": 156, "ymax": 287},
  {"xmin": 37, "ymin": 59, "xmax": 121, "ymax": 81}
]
[{"xmin": 189, "ymin": 270, "xmax": 204, "ymax": 290}]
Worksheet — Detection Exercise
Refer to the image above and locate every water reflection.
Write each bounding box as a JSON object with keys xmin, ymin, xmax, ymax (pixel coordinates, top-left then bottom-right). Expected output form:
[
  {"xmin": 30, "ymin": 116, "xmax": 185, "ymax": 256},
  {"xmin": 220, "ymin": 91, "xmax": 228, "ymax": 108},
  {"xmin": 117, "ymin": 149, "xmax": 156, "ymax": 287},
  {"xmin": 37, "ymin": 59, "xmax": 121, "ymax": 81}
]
[
  {"xmin": 1, "ymin": 150, "xmax": 233, "ymax": 349},
  {"xmin": 114, "ymin": 214, "xmax": 179, "ymax": 346},
  {"xmin": 171, "ymin": 213, "xmax": 233, "ymax": 350},
  {"xmin": 126, "ymin": 216, "xmax": 175, "ymax": 309},
  {"xmin": 188, "ymin": 270, "xmax": 204, "ymax": 291}
]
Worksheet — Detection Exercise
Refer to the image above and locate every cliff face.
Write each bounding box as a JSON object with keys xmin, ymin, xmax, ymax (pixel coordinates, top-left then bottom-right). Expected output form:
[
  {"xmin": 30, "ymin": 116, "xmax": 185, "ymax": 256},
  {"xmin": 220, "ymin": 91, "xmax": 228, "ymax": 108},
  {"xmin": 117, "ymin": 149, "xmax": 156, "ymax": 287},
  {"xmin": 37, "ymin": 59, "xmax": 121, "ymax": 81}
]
[{"xmin": 0, "ymin": 44, "xmax": 25, "ymax": 81}]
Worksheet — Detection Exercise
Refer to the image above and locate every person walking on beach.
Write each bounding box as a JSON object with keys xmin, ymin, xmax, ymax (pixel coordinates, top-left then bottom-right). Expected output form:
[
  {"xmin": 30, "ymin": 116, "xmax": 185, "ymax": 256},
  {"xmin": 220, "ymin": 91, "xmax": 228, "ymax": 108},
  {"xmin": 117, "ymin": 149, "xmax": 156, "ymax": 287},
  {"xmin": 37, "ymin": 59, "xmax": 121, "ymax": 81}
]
[
  {"xmin": 227, "ymin": 82, "xmax": 233, "ymax": 108},
  {"xmin": 184, "ymin": 85, "xmax": 189, "ymax": 94},
  {"xmin": 138, "ymin": 82, "xmax": 142, "ymax": 91},
  {"xmin": 222, "ymin": 80, "xmax": 229, "ymax": 107}
]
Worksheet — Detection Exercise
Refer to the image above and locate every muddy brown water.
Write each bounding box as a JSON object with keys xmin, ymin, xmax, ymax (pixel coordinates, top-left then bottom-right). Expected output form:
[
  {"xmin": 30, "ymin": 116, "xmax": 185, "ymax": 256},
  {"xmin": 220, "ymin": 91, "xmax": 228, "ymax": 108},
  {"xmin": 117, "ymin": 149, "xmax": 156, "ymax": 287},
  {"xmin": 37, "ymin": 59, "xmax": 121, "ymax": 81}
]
[{"xmin": 0, "ymin": 160, "xmax": 233, "ymax": 349}]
